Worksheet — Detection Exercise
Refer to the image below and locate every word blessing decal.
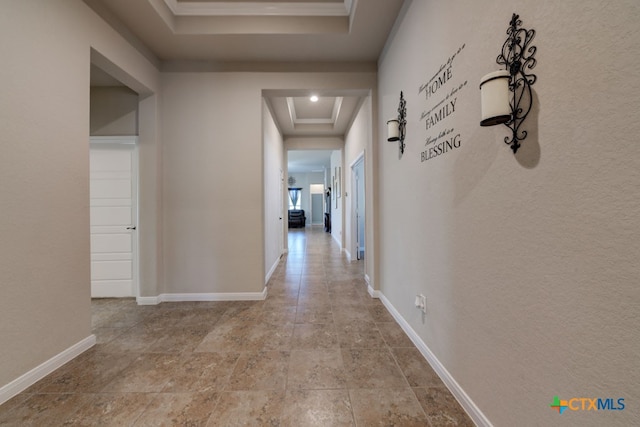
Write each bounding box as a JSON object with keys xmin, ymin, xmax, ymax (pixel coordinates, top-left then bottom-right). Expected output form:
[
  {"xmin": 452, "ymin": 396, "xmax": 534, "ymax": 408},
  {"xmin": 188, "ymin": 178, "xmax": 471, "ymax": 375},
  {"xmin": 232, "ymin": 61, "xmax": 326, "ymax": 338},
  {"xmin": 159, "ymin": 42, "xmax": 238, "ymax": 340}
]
[{"xmin": 418, "ymin": 44, "xmax": 468, "ymax": 163}]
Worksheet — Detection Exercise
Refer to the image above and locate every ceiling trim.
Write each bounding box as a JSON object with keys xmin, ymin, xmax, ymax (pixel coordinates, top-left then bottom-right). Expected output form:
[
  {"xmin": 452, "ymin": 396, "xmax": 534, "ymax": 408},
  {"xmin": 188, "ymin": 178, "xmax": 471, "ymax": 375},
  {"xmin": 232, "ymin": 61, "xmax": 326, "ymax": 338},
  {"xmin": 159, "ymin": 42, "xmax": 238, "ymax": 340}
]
[
  {"xmin": 287, "ymin": 97, "xmax": 343, "ymax": 126},
  {"xmin": 162, "ymin": 61, "xmax": 377, "ymax": 73},
  {"xmin": 162, "ymin": 0, "xmax": 352, "ymax": 16}
]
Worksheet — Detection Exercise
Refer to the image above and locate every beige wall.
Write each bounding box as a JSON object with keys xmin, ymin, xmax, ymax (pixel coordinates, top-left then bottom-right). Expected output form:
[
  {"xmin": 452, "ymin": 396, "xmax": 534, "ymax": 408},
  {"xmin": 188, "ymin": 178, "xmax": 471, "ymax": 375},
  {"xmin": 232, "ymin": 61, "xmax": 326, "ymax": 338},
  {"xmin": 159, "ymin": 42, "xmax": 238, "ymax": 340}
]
[
  {"xmin": 90, "ymin": 86, "xmax": 138, "ymax": 136},
  {"xmin": 0, "ymin": 0, "xmax": 159, "ymax": 390},
  {"xmin": 263, "ymin": 99, "xmax": 284, "ymax": 282},
  {"xmin": 378, "ymin": 0, "xmax": 640, "ymax": 425},
  {"xmin": 138, "ymin": 94, "xmax": 163, "ymax": 298},
  {"xmin": 330, "ymin": 150, "xmax": 344, "ymax": 247},
  {"xmin": 161, "ymin": 73, "xmax": 374, "ymax": 295},
  {"xmin": 287, "ymin": 172, "xmax": 325, "ymax": 221},
  {"xmin": 343, "ymin": 96, "xmax": 374, "ymax": 281}
]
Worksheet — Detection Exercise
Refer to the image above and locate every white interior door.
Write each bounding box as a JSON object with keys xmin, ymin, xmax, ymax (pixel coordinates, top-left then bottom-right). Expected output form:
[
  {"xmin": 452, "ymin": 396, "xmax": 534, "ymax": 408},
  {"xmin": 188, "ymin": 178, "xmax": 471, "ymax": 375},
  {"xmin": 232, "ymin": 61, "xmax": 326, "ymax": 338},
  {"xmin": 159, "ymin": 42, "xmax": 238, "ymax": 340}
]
[
  {"xmin": 90, "ymin": 138, "xmax": 137, "ymax": 297},
  {"xmin": 352, "ymin": 156, "xmax": 365, "ymax": 260},
  {"xmin": 279, "ymin": 169, "xmax": 284, "ymax": 255}
]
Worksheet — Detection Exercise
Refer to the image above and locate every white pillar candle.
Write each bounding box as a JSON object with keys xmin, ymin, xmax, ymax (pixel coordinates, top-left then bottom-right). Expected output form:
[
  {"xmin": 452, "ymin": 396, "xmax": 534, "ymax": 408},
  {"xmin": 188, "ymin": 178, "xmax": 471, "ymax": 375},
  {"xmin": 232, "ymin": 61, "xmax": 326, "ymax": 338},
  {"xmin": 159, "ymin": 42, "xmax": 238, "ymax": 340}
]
[
  {"xmin": 480, "ymin": 70, "xmax": 511, "ymax": 126},
  {"xmin": 387, "ymin": 119, "xmax": 400, "ymax": 141}
]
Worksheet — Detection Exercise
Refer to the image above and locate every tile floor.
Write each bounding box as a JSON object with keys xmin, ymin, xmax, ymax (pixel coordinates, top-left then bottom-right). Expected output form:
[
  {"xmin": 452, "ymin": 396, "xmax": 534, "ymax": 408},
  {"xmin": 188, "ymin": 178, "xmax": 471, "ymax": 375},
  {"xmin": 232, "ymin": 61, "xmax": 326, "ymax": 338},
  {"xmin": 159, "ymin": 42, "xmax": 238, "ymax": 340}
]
[{"xmin": 0, "ymin": 227, "xmax": 473, "ymax": 426}]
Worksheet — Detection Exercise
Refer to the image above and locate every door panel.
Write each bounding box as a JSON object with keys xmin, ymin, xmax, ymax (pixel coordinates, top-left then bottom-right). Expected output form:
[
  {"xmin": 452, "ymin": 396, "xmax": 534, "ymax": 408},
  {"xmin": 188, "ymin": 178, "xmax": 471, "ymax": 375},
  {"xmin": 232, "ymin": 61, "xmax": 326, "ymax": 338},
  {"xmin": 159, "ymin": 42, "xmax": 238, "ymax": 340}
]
[
  {"xmin": 353, "ymin": 159, "xmax": 365, "ymax": 260},
  {"xmin": 90, "ymin": 179, "xmax": 132, "ymax": 199},
  {"xmin": 90, "ymin": 206, "xmax": 132, "ymax": 226},
  {"xmin": 90, "ymin": 141, "xmax": 137, "ymax": 298},
  {"xmin": 91, "ymin": 260, "xmax": 133, "ymax": 280},
  {"xmin": 311, "ymin": 193, "xmax": 324, "ymax": 224}
]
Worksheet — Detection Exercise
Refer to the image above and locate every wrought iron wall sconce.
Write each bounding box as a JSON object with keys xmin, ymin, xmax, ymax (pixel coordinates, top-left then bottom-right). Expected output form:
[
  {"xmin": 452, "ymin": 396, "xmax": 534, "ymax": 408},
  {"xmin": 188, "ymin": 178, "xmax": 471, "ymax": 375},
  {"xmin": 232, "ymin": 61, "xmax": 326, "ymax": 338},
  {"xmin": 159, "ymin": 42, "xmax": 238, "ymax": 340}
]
[
  {"xmin": 480, "ymin": 13, "xmax": 537, "ymax": 154},
  {"xmin": 387, "ymin": 91, "xmax": 407, "ymax": 156}
]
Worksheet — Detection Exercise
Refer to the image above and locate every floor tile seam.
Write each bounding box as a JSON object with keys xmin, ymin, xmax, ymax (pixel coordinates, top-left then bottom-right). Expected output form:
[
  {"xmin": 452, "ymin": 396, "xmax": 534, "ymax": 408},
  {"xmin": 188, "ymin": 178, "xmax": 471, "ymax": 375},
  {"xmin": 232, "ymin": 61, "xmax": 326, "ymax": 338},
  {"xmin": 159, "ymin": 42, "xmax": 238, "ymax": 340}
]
[
  {"xmin": 284, "ymin": 385, "xmax": 349, "ymax": 392},
  {"xmin": 347, "ymin": 386, "xmax": 430, "ymax": 391},
  {"xmin": 34, "ymin": 391, "xmax": 205, "ymax": 395},
  {"xmin": 386, "ymin": 345, "xmax": 419, "ymax": 393},
  {"xmin": 345, "ymin": 388, "xmax": 359, "ymax": 427},
  {"xmin": 347, "ymin": 385, "xmax": 431, "ymax": 422},
  {"xmin": 51, "ymin": 391, "xmax": 105, "ymax": 425},
  {"xmin": 220, "ymin": 351, "xmax": 251, "ymax": 391},
  {"xmin": 409, "ymin": 387, "xmax": 437, "ymax": 427}
]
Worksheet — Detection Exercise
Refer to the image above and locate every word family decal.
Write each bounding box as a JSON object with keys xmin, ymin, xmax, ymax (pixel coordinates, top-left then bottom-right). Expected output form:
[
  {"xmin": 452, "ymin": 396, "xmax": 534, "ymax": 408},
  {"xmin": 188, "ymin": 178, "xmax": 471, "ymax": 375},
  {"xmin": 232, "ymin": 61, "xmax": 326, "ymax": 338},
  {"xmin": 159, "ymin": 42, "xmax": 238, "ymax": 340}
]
[{"xmin": 418, "ymin": 43, "xmax": 468, "ymax": 163}]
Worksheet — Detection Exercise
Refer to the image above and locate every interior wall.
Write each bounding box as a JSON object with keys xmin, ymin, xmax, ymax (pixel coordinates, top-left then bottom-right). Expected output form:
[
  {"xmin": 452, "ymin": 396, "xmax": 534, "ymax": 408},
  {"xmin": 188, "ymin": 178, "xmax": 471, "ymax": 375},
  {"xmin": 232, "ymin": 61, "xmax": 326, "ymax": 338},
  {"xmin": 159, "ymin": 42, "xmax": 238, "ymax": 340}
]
[
  {"xmin": 330, "ymin": 150, "xmax": 344, "ymax": 248},
  {"xmin": 263, "ymin": 99, "xmax": 284, "ymax": 282},
  {"xmin": 161, "ymin": 74, "xmax": 373, "ymax": 295},
  {"xmin": 137, "ymin": 94, "xmax": 163, "ymax": 298},
  {"xmin": 309, "ymin": 184, "xmax": 325, "ymax": 225},
  {"xmin": 0, "ymin": 0, "xmax": 159, "ymax": 392},
  {"xmin": 288, "ymin": 172, "xmax": 324, "ymax": 223},
  {"xmin": 344, "ymin": 96, "xmax": 372, "ymax": 271},
  {"xmin": 378, "ymin": 0, "xmax": 640, "ymax": 425},
  {"xmin": 90, "ymin": 86, "xmax": 138, "ymax": 136}
]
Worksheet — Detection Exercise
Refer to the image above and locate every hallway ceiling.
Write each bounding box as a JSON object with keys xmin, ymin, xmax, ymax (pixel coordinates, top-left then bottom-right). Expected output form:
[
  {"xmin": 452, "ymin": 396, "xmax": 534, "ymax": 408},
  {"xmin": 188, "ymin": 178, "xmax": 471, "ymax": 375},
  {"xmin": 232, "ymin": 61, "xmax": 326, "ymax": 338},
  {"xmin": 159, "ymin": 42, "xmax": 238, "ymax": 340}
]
[
  {"xmin": 84, "ymin": 0, "xmax": 403, "ymax": 64},
  {"xmin": 86, "ymin": 0, "xmax": 403, "ymax": 170}
]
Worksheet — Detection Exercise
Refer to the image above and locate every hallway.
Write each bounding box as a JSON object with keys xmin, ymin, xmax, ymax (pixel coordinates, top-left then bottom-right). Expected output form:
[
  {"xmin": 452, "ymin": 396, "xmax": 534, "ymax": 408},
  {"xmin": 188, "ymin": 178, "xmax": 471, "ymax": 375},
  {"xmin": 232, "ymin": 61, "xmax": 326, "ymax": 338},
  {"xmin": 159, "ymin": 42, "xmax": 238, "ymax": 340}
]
[{"xmin": 0, "ymin": 228, "xmax": 472, "ymax": 426}]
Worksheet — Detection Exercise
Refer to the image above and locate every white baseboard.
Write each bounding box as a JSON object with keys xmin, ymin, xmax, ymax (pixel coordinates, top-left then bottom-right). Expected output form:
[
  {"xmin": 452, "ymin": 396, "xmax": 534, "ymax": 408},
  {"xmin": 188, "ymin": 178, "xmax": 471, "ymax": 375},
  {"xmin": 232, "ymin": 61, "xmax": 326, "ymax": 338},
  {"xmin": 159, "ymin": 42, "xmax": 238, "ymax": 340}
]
[
  {"xmin": 0, "ymin": 335, "xmax": 96, "ymax": 406},
  {"xmin": 332, "ymin": 233, "xmax": 341, "ymax": 249},
  {"xmin": 265, "ymin": 257, "xmax": 280, "ymax": 285},
  {"xmin": 136, "ymin": 296, "xmax": 161, "ymax": 305},
  {"xmin": 367, "ymin": 287, "xmax": 380, "ymax": 300},
  {"xmin": 378, "ymin": 292, "xmax": 493, "ymax": 427},
  {"xmin": 344, "ymin": 249, "xmax": 352, "ymax": 262},
  {"xmin": 136, "ymin": 288, "xmax": 268, "ymax": 305}
]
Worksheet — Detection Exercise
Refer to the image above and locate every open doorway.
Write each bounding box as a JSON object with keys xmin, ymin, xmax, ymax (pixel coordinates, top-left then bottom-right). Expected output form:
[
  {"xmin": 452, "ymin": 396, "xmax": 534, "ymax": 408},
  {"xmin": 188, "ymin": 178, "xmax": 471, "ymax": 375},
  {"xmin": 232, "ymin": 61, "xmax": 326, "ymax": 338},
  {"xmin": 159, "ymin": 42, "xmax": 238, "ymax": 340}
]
[
  {"xmin": 89, "ymin": 60, "xmax": 140, "ymax": 299},
  {"xmin": 351, "ymin": 154, "xmax": 365, "ymax": 260},
  {"xmin": 286, "ymin": 150, "xmax": 334, "ymax": 232},
  {"xmin": 310, "ymin": 184, "xmax": 325, "ymax": 226}
]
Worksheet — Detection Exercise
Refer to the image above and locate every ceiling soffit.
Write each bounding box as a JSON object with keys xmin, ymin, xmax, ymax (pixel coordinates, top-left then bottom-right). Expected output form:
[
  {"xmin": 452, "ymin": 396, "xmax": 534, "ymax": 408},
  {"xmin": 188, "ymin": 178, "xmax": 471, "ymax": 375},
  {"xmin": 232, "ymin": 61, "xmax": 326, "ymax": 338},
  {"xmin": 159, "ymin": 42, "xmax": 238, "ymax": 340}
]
[
  {"xmin": 164, "ymin": 0, "xmax": 353, "ymax": 16},
  {"xmin": 153, "ymin": 0, "xmax": 353, "ymax": 34},
  {"xmin": 287, "ymin": 97, "xmax": 342, "ymax": 127},
  {"xmin": 84, "ymin": 0, "xmax": 404, "ymax": 63}
]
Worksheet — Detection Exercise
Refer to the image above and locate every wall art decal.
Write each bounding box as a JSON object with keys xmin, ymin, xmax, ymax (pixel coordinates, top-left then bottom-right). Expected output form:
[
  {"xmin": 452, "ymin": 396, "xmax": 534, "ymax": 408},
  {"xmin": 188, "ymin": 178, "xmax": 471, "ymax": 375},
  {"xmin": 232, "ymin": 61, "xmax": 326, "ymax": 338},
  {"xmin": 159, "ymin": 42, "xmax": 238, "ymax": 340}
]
[{"xmin": 418, "ymin": 43, "xmax": 468, "ymax": 163}]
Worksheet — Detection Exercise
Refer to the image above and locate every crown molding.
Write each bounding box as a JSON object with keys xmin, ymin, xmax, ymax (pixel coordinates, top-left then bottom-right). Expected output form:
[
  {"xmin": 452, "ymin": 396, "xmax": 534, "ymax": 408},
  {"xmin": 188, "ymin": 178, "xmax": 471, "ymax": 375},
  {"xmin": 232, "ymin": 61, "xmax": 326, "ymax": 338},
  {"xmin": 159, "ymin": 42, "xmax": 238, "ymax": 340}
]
[{"xmin": 162, "ymin": 0, "xmax": 352, "ymax": 16}]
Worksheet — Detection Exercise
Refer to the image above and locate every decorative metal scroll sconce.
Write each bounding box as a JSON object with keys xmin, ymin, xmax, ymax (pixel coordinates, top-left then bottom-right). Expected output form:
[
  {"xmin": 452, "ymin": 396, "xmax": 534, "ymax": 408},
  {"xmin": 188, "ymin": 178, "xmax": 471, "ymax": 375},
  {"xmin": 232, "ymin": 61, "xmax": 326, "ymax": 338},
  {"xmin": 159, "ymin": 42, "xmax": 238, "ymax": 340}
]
[
  {"xmin": 387, "ymin": 91, "xmax": 407, "ymax": 157},
  {"xmin": 480, "ymin": 13, "xmax": 537, "ymax": 154}
]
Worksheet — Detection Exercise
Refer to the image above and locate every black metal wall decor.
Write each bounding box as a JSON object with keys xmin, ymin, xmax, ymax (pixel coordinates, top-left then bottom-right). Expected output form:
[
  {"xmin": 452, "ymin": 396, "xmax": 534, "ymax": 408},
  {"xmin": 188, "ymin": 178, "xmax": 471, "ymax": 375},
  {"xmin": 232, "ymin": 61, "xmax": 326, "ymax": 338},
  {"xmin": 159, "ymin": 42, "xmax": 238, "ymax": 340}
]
[
  {"xmin": 387, "ymin": 91, "xmax": 407, "ymax": 157},
  {"xmin": 480, "ymin": 13, "xmax": 537, "ymax": 154}
]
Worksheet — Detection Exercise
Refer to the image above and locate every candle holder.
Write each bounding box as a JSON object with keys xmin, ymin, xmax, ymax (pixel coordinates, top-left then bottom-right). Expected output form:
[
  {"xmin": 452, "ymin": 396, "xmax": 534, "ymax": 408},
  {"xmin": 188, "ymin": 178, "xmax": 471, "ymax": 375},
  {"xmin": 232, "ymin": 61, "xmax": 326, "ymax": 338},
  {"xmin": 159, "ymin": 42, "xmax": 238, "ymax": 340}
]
[
  {"xmin": 480, "ymin": 13, "xmax": 537, "ymax": 154},
  {"xmin": 387, "ymin": 91, "xmax": 407, "ymax": 157}
]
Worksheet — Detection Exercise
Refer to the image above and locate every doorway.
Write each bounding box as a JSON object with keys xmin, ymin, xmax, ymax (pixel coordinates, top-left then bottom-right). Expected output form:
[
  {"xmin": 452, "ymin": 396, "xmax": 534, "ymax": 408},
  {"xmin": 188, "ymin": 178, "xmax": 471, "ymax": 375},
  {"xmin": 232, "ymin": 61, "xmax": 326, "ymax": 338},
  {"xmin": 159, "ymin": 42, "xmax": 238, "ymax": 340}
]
[
  {"xmin": 89, "ymin": 137, "xmax": 138, "ymax": 297},
  {"xmin": 352, "ymin": 154, "xmax": 365, "ymax": 260},
  {"xmin": 310, "ymin": 184, "xmax": 324, "ymax": 225}
]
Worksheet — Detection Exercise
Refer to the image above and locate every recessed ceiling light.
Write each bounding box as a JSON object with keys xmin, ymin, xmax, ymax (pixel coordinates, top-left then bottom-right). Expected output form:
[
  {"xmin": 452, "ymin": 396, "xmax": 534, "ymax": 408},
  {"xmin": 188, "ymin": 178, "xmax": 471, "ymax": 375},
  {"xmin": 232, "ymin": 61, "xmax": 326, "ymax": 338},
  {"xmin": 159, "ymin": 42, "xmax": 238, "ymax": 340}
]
[{"xmin": 310, "ymin": 95, "xmax": 319, "ymax": 102}]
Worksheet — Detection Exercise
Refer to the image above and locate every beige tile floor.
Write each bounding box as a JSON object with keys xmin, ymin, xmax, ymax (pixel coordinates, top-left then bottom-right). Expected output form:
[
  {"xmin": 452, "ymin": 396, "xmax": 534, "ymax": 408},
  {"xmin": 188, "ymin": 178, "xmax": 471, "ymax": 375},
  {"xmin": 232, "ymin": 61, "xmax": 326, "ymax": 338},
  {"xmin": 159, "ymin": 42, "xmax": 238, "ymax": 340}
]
[{"xmin": 0, "ymin": 227, "xmax": 474, "ymax": 426}]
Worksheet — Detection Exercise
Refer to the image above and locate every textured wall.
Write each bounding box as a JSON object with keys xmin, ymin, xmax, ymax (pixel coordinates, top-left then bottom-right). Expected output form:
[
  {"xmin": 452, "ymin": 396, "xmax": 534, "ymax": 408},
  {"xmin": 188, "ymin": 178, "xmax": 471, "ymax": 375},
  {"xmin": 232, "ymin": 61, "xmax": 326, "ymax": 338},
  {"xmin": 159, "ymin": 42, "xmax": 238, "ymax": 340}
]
[
  {"xmin": 160, "ymin": 73, "xmax": 375, "ymax": 295},
  {"xmin": 160, "ymin": 73, "xmax": 265, "ymax": 294},
  {"xmin": 0, "ymin": 0, "xmax": 158, "ymax": 388},
  {"xmin": 330, "ymin": 150, "xmax": 344, "ymax": 247},
  {"xmin": 263, "ymin": 100, "xmax": 284, "ymax": 282},
  {"xmin": 378, "ymin": 0, "xmax": 640, "ymax": 425},
  {"xmin": 344, "ymin": 96, "xmax": 372, "ymax": 267},
  {"xmin": 90, "ymin": 86, "xmax": 138, "ymax": 136},
  {"xmin": 287, "ymin": 172, "xmax": 325, "ymax": 220}
]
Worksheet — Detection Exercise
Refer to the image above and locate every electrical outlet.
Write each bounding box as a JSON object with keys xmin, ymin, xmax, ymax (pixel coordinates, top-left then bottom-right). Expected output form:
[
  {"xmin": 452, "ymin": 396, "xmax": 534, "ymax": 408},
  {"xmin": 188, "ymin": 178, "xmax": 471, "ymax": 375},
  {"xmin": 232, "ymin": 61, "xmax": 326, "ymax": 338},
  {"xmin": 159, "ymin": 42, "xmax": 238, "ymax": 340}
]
[{"xmin": 415, "ymin": 294, "xmax": 427, "ymax": 314}]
